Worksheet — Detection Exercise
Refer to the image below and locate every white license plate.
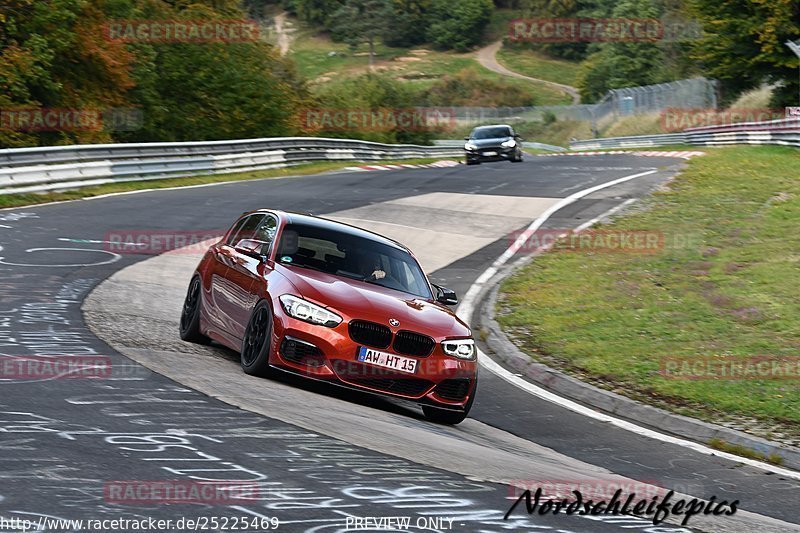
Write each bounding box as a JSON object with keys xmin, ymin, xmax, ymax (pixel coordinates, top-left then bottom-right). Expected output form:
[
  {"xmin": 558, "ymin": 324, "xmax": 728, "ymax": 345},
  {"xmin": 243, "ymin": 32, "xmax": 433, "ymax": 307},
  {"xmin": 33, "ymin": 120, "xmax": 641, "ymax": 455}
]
[
  {"xmin": 357, "ymin": 347, "xmax": 418, "ymax": 374},
  {"xmin": 482, "ymin": 151, "xmax": 497, "ymax": 156}
]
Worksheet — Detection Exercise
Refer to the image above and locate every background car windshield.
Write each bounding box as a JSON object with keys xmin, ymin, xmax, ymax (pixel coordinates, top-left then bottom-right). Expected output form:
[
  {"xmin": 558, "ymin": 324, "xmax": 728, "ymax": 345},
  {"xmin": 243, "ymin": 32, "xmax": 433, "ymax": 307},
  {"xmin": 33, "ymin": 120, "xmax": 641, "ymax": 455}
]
[
  {"xmin": 276, "ymin": 223, "xmax": 432, "ymax": 299},
  {"xmin": 471, "ymin": 127, "xmax": 511, "ymax": 139}
]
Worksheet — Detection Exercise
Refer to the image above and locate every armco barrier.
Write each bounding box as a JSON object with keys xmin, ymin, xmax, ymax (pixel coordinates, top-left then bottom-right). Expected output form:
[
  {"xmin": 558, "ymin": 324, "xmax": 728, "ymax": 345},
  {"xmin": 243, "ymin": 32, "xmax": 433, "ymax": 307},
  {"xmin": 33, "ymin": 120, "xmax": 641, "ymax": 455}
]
[
  {"xmin": 0, "ymin": 137, "xmax": 464, "ymax": 195},
  {"xmin": 434, "ymin": 139, "xmax": 567, "ymax": 152},
  {"xmin": 570, "ymin": 117, "xmax": 800, "ymax": 150}
]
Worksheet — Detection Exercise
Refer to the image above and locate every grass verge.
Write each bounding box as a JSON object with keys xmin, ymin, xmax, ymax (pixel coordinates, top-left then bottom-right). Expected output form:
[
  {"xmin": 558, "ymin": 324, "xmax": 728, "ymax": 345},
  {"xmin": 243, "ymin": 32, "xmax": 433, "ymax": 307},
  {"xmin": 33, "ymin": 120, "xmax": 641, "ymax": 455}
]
[
  {"xmin": 495, "ymin": 47, "xmax": 581, "ymax": 88},
  {"xmin": 496, "ymin": 146, "xmax": 800, "ymax": 440},
  {"xmin": 708, "ymin": 438, "xmax": 784, "ymax": 465},
  {"xmin": 0, "ymin": 157, "xmax": 455, "ymax": 209}
]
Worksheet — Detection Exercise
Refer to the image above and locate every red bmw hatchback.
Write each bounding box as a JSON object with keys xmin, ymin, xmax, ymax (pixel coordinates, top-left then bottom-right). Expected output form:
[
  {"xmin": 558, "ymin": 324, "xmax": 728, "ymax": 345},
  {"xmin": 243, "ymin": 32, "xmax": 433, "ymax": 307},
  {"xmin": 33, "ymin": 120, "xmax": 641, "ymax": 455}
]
[{"xmin": 180, "ymin": 210, "xmax": 478, "ymax": 424}]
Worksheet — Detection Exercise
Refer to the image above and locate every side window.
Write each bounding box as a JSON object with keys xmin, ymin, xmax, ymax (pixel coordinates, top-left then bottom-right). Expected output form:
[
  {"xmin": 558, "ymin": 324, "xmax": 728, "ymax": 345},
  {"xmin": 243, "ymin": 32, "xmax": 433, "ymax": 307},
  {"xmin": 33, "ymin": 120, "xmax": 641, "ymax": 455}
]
[
  {"xmin": 228, "ymin": 215, "xmax": 265, "ymax": 246},
  {"xmin": 254, "ymin": 216, "xmax": 278, "ymax": 253},
  {"xmin": 225, "ymin": 217, "xmax": 248, "ymax": 246}
]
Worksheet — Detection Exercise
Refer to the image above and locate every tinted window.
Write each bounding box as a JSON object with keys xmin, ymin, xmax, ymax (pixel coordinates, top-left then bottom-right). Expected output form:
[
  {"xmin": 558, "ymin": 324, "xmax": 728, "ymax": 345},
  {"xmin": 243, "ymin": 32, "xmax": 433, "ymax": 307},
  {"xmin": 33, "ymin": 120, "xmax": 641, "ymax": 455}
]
[
  {"xmin": 471, "ymin": 127, "xmax": 512, "ymax": 139},
  {"xmin": 229, "ymin": 215, "xmax": 265, "ymax": 245},
  {"xmin": 254, "ymin": 216, "xmax": 277, "ymax": 245},
  {"xmin": 276, "ymin": 223, "xmax": 432, "ymax": 299},
  {"xmin": 225, "ymin": 217, "xmax": 248, "ymax": 245}
]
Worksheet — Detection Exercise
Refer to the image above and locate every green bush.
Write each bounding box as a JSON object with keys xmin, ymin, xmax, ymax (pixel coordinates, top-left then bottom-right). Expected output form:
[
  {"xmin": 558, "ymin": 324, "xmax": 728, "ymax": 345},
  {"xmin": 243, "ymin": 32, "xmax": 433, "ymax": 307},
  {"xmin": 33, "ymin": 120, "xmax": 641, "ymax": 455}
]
[
  {"xmin": 309, "ymin": 73, "xmax": 438, "ymax": 144},
  {"xmin": 422, "ymin": 68, "xmax": 536, "ymax": 107},
  {"xmin": 426, "ymin": 0, "xmax": 493, "ymax": 51}
]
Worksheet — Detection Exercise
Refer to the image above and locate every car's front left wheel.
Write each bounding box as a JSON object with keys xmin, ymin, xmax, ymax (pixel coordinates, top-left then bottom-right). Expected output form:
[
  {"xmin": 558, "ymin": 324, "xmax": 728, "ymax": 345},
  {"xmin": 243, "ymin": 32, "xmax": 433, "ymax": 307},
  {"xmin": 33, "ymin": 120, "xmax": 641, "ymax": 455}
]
[
  {"xmin": 179, "ymin": 276, "xmax": 211, "ymax": 345},
  {"xmin": 241, "ymin": 300, "xmax": 277, "ymax": 377}
]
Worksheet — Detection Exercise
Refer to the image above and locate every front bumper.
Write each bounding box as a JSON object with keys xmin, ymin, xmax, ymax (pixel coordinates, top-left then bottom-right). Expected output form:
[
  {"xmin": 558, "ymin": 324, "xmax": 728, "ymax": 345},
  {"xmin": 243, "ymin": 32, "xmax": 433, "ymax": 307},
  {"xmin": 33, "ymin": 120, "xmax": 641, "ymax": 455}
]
[
  {"xmin": 268, "ymin": 306, "xmax": 477, "ymax": 409},
  {"xmin": 465, "ymin": 145, "xmax": 517, "ymax": 162}
]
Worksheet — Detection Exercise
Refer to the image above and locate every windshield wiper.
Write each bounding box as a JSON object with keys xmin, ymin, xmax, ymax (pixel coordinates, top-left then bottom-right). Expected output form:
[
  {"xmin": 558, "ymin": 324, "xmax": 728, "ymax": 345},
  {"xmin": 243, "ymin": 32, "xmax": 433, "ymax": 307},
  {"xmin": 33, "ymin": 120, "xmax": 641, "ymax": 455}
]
[{"xmin": 281, "ymin": 261, "xmax": 326, "ymax": 273}]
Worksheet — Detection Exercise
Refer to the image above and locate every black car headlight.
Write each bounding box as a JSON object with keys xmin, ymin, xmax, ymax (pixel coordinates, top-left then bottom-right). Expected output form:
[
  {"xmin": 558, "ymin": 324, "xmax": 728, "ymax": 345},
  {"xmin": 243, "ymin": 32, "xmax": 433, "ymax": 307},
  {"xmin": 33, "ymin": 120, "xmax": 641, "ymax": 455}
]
[
  {"xmin": 442, "ymin": 338, "xmax": 476, "ymax": 360},
  {"xmin": 279, "ymin": 294, "xmax": 342, "ymax": 327}
]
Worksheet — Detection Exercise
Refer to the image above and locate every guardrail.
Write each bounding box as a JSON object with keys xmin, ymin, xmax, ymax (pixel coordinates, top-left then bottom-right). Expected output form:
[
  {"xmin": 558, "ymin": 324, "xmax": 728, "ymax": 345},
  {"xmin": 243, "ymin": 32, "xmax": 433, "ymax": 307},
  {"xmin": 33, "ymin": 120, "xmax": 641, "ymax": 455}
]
[
  {"xmin": 570, "ymin": 117, "xmax": 800, "ymax": 150},
  {"xmin": 0, "ymin": 137, "xmax": 464, "ymax": 195},
  {"xmin": 434, "ymin": 140, "xmax": 566, "ymax": 152}
]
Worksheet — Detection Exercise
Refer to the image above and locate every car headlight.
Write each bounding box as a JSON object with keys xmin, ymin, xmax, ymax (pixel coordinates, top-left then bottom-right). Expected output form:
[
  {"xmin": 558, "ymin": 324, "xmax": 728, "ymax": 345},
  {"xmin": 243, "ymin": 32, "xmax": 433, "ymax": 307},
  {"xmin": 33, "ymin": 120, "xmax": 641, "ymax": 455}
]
[
  {"xmin": 442, "ymin": 338, "xmax": 476, "ymax": 360},
  {"xmin": 501, "ymin": 139, "xmax": 517, "ymax": 148},
  {"xmin": 464, "ymin": 142, "xmax": 478, "ymax": 151},
  {"xmin": 279, "ymin": 294, "xmax": 342, "ymax": 327}
]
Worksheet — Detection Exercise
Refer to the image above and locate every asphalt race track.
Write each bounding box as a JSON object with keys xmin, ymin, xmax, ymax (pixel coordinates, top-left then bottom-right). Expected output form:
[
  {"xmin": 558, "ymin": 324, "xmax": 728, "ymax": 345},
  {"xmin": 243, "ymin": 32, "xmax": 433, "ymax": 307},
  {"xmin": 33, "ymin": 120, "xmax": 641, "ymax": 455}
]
[{"xmin": 1, "ymin": 154, "xmax": 798, "ymax": 532}]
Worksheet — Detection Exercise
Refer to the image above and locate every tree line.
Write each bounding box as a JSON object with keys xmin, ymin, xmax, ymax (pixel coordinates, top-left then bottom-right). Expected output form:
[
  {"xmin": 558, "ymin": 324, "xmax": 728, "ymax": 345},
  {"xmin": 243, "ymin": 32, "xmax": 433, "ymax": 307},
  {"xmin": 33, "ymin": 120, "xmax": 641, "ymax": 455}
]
[
  {"xmin": 0, "ymin": 0, "xmax": 309, "ymax": 148},
  {"xmin": 504, "ymin": 0, "xmax": 799, "ymax": 107},
  {"xmin": 2, "ymin": 0, "xmax": 797, "ymax": 148}
]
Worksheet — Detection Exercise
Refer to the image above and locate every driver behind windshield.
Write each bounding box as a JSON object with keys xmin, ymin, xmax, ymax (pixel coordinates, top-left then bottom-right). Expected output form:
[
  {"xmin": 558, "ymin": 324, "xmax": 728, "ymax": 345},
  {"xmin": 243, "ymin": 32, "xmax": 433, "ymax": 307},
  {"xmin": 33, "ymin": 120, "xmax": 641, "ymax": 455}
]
[{"xmin": 354, "ymin": 251, "xmax": 386, "ymax": 281}]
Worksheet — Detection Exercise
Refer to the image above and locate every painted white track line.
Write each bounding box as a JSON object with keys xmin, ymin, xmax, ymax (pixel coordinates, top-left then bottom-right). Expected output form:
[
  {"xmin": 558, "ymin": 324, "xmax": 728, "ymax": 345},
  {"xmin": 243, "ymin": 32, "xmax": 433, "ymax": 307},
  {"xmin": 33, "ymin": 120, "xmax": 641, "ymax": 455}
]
[
  {"xmin": 539, "ymin": 150, "xmax": 706, "ymax": 160},
  {"xmin": 457, "ymin": 169, "xmax": 800, "ymax": 481}
]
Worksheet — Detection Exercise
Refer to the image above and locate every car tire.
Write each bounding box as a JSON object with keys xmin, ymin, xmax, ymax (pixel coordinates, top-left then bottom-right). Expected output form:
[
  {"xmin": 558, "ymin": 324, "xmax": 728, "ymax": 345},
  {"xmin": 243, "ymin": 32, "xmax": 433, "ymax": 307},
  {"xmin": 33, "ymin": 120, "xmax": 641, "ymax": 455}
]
[
  {"xmin": 511, "ymin": 151, "xmax": 523, "ymax": 163},
  {"xmin": 422, "ymin": 375, "xmax": 477, "ymax": 425},
  {"xmin": 466, "ymin": 159, "xmax": 479, "ymax": 165},
  {"xmin": 179, "ymin": 275, "xmax": 211, "ymax": 345},
  {"xmin": 241, "ymin": 300, "xmax": 277, "ymax": 377}
]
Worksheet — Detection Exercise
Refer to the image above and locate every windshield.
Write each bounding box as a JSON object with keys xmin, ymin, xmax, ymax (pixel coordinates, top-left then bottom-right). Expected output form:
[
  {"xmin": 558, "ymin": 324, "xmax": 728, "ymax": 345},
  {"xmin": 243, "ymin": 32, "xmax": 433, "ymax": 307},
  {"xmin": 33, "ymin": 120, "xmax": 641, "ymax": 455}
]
[
  {"xmin": 471, "ymin": 127, "xmax": 512, "ymax": 140},
  {"xmin": 276, "ymin": 223, "xmax": 433, "ymax": 299}
]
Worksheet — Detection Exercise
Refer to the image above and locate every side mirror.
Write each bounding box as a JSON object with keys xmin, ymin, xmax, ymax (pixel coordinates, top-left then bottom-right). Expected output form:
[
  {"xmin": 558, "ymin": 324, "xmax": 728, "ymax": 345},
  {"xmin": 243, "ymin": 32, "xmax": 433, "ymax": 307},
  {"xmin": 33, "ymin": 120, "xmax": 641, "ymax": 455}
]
[
  {"xmin": 433, "ymin": 284, "xmax": 458, "ymax": 306},
  {"xmin": 235, "ymin": 239, "xmax": 268, "ymax": 260},
  {"xmin": 515, "ymin": 134, "xmax": 523, "ymax": 141},
  {"xmin": 464, "ymin": 136, "xmax": 470, "ymax": 141}
]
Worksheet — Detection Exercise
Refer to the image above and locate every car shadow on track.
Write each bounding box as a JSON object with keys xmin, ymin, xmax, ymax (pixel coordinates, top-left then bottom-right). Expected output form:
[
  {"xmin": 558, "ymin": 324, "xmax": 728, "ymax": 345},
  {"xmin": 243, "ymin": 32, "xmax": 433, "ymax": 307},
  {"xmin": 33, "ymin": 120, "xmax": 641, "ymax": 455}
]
[{"xmin": 207, "ymin": 341, "xmax": 429, "ymax": 422}]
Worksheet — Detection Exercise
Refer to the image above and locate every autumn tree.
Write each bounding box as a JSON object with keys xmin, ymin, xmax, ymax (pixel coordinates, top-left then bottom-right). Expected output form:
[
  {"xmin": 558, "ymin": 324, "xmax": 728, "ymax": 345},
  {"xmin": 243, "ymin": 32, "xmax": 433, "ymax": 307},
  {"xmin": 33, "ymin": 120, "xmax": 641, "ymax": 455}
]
[{"xmin": 689, "ymin": 0, "xmax": 800, "ymax": 107}]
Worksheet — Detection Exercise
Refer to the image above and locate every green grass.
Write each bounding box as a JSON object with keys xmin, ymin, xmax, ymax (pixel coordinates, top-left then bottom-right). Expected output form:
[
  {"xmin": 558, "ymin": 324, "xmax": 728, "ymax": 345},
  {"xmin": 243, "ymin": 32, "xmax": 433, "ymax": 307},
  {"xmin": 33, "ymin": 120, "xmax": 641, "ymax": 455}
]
[
  {"xmin": 289, "ymin": 32, "xmax": 413, "ymax": 81},
  {"xmin": 0, "ymin": 157, "xmax": 454, "ymax": 209},
  {"xmin": 497, "ymin": 146, "xmax": 800, "ymax": 435},
  {"xmin": 510, "ymin": 119, "xmax": 592, "ymax": 147},
  {"xmin": 496, "ymin": 47, "xmax": 582, "ymax": 87},
  {"xmin": 287, "ymin": 16, "xmax": 572, "ymax": 106},
  {"xmin": 708, "ymin": 438, "xmax": 784, "ymax": 465}
]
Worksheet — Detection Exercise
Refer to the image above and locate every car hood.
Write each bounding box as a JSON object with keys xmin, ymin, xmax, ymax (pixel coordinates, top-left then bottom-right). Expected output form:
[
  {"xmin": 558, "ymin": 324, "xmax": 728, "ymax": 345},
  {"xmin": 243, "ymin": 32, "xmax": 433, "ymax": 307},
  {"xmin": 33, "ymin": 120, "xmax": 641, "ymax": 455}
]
[
  {"xmin": 469, "ymin": 136, "xmax": 513, "ymax": 148},
  {"xmin": 276, "ymin": 265, "xmax": 470, "ymax": 337}
]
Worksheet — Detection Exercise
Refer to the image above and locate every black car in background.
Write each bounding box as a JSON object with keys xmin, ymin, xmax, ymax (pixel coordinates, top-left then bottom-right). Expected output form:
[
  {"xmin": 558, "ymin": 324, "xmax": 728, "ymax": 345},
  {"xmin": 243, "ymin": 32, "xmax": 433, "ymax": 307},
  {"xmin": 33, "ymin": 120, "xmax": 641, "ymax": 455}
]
[{"xmin": 464, "ymin": 125, "xmax": 524, "ymax": 165}]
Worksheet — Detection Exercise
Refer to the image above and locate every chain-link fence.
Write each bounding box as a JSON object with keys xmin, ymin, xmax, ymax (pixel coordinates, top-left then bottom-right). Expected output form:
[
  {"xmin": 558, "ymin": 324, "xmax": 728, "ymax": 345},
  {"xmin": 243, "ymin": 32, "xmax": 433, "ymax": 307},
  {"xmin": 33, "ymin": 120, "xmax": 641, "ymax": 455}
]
[{"xmin": 446, "ymin": 77, "xmax": 718, "ymax": 127}]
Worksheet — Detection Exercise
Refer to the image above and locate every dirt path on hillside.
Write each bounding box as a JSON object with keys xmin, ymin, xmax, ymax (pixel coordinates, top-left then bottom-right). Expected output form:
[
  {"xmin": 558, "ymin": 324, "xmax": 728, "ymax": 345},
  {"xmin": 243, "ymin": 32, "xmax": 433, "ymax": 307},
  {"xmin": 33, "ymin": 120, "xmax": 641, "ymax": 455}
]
[
  {"xmin": 476, "ymin": 40, "xmax": 581, "ymax": 105},
  {"xmin": 274, "ymin": 12, "xmax": 292, "ymax": 56}
]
